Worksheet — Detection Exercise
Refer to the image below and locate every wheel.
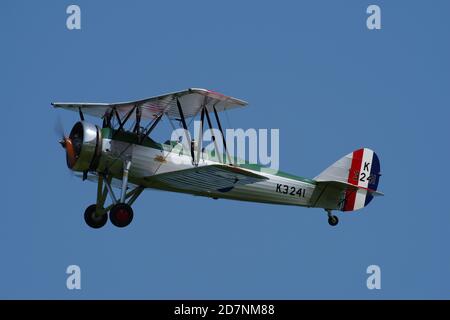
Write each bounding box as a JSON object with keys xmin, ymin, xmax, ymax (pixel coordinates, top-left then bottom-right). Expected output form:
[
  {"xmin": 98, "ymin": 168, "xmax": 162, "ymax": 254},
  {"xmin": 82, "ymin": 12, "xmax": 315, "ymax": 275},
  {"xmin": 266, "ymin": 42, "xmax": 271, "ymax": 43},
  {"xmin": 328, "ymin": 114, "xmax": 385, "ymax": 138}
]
[
  {"xmin": 84, "ymin": 204, "xmax": 108, "ymax": 229},
  {"xmin": 109, "ymin": 203, "xmax": 134, "ymax": 228},
  {"xmin": 328, "ymin": 215, "xmax": 339, "ymax": 226}
]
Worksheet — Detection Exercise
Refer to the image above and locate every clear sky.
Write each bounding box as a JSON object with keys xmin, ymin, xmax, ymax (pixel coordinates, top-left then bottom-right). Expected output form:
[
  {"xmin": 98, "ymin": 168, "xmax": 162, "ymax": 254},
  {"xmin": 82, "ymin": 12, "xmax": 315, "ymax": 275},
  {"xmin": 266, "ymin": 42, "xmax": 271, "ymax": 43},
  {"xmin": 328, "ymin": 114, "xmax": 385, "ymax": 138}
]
[{"xmin": 1, "ymin": 0, "xmax": 449, "ymax": 299}]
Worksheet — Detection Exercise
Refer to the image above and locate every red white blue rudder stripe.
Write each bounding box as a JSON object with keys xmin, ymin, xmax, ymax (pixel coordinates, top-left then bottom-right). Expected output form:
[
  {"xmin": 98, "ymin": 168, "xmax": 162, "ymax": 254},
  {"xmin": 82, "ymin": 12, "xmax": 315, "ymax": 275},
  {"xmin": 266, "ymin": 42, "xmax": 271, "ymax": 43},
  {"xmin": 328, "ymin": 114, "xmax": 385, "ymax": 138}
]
[{"xmin": 314, "ymin": 148, "xmax": 382, "ymax": 212}]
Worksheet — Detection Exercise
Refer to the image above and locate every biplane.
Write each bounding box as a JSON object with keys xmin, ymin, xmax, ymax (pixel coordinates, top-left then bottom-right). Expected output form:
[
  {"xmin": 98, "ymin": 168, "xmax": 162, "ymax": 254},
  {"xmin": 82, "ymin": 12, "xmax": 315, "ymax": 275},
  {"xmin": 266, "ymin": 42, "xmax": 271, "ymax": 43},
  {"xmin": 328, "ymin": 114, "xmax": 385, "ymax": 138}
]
[{"xmin": 52, "ymin": 88, "xmax": 382, "ymax": 228}]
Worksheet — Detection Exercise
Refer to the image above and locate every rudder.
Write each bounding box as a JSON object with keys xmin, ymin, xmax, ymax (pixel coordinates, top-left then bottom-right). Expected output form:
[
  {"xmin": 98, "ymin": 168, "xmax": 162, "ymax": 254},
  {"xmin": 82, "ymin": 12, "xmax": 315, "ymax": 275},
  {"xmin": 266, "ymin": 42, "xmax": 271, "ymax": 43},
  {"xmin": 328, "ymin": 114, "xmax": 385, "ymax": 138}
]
[{"xmin": 314, "ymin": 148, "xmax": 382, "ymax": 212}]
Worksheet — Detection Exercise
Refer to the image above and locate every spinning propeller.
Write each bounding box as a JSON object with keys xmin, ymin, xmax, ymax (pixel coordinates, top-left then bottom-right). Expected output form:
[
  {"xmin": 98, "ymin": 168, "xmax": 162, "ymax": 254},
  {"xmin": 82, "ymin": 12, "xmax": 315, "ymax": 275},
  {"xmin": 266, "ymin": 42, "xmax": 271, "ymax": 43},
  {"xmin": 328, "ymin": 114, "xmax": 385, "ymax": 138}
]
[{"xmin": 55, "ymin": 115, "xmax": 77, "ymax": 169}]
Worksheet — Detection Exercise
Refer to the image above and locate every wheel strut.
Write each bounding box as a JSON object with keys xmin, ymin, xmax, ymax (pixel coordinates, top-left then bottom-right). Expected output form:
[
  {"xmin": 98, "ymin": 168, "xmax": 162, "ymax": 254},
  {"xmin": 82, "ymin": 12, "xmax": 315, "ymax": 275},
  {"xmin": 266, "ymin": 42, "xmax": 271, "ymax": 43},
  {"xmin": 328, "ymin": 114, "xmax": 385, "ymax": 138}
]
[{"xmin": 84, "ymin": 161, "xmax": 143, "ymax": 229}]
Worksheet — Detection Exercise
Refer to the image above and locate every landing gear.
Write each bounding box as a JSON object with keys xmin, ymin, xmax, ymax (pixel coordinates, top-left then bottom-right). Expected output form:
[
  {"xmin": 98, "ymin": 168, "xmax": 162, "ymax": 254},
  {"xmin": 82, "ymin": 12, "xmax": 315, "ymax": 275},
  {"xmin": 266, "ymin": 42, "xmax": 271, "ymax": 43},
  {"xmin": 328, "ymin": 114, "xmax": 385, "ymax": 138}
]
[
  {"xmin": 84, "ymin": 204, "xmax": 108, "ymax": 229},
  {"xmin": 109, "ymin": 203, "xmax": 134, "ymax": 228},
  {"xmin": 83, "ymin": 160, "xmax": 144, "ymax": 229},
  {"xmin": 326, "ymin": 209, "xmax": 339, "ymax": 227}
]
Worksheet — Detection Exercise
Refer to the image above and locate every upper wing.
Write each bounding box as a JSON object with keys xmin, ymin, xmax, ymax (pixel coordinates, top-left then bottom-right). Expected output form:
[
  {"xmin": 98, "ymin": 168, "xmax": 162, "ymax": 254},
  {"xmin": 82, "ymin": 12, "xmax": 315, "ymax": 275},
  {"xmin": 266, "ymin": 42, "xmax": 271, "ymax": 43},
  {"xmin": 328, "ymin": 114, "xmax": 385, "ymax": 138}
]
[
  {"xmin": 52, "ymin": 88, "xmax": 248, "ymax": 121},
  {"xmin": 150, "ymin": 164, "xmax": 268, "ymax": 193}
]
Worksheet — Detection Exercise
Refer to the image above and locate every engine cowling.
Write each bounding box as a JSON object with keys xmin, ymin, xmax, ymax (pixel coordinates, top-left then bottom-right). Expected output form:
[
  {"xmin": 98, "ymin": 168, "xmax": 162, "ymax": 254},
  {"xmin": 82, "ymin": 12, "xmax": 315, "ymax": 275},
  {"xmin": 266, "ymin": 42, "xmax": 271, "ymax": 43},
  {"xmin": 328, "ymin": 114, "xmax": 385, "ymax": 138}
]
[{"xmin": 65, "ymin": 121, "xmax": 102, "ymax": 172}]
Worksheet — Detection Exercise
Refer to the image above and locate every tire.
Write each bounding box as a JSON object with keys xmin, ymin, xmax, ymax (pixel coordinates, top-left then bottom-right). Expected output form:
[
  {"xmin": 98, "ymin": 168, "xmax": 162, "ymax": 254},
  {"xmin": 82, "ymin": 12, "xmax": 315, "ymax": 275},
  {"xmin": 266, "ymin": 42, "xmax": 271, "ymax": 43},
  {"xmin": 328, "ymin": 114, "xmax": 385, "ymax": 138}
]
[
  {"xmin": 84, "ymin": 204, "xmax": 108, "ymax": 229},
  {"xmin": 109, "ymin": 203, "xmax": 134, "ymax": 228},
  {"xmin": 328, "ymin": 215, "xmax": 339, "ymax": 226}
]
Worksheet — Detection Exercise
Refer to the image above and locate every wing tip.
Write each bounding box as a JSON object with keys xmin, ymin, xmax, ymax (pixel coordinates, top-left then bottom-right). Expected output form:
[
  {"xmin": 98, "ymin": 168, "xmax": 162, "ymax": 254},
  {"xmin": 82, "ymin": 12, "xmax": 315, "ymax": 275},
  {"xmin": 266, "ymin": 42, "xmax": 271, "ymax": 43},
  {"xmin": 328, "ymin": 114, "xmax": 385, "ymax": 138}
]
[{"xmin": 189, "ymin": 87, "xmax": 248, "ymax": 106}]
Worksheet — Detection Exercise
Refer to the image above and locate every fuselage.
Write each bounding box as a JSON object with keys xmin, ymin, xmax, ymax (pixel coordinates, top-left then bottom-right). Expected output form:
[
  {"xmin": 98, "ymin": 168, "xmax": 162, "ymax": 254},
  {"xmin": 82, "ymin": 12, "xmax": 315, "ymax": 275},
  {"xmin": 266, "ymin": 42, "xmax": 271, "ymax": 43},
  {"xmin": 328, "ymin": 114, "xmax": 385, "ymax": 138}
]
[{"xmin": 94, "ymin": 128, "xmax": 317, "ymax": 207}]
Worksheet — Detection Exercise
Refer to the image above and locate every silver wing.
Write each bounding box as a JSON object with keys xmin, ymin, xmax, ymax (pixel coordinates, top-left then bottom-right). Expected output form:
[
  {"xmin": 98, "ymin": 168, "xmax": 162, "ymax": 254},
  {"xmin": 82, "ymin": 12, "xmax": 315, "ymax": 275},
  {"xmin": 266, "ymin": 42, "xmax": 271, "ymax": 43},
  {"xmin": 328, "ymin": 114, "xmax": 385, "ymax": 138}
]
[
  {"xmin": 52, "ymin": 88, "xmax": 248, "ymax": 120},
  {"xmin": 150, "ymin": 164, "xmax": 268, "ymax": 193}
]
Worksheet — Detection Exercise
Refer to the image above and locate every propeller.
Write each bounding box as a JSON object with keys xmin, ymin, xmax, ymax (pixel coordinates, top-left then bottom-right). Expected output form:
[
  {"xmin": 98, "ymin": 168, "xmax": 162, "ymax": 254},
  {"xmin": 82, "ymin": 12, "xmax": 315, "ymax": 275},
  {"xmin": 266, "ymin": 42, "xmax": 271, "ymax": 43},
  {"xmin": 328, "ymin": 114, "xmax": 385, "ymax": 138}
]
[{"xmin": 55, "ymin": 115, "xmax": 77, "ymax": 169}]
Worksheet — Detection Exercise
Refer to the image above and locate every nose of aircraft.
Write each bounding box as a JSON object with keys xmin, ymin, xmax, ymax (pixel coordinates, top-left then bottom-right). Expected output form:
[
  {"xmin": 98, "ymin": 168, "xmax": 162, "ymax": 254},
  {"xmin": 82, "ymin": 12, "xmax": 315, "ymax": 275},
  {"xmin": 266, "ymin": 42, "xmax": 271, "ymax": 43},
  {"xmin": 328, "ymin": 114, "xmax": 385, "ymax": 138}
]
[{"xmin": 59, "ymin": 136, "xmax": 77, "ymax": 169}]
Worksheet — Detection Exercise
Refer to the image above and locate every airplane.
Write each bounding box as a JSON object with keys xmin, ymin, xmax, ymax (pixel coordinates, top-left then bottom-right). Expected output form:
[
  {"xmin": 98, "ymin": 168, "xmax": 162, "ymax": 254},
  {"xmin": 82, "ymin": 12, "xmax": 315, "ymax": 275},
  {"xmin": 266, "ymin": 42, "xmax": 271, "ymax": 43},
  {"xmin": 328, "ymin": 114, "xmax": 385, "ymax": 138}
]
[{"xmin": 52, "ymin": 88, "xmax": 383, "ymax": 228}]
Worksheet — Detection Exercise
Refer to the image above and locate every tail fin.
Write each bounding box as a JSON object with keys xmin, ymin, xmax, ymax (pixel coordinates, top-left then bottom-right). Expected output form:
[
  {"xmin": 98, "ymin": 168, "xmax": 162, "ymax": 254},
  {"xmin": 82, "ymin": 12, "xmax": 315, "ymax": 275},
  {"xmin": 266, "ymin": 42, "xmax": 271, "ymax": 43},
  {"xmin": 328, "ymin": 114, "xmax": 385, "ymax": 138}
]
[{"xmin": 313, "ymin": 148, "xmax": 382, "ymax": 212}]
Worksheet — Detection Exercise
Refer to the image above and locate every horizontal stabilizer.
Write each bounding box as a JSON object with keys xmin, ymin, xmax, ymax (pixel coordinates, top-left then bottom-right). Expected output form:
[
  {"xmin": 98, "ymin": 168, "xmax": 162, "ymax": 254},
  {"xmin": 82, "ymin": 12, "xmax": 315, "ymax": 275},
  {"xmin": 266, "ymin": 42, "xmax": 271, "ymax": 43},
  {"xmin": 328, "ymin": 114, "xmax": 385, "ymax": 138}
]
[{"xmin": 325, "ymin": 180, "xmax": 384, "ymax": 196}]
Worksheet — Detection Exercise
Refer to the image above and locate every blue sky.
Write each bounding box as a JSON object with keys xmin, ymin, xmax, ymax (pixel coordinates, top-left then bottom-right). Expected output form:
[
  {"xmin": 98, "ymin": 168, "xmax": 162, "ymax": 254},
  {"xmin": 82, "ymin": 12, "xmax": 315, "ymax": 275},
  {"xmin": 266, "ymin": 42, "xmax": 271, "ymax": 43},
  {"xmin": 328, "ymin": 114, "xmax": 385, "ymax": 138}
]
[{"xmin": 1, "ymin": 0, "xmax": 449, "ymax": 299}]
